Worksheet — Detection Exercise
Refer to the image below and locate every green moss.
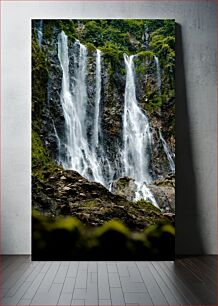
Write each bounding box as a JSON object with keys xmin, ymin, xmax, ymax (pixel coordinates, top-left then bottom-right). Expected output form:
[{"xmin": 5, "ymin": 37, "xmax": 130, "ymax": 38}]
[
  {"xmin": 32, "ymin": 130, "xmax": 60, "ymax": 181},
  {"xmin": 110, "ymin": 19, "xmax": 145, "ymax": 42},
  {"xmin": 41, "ymin": 20, "xmax": 76, "ymax": 41},
  {"xmin": 32, "ymin": 211, "xmax": 175, "ymax": 260},
  {"xmin": 41, "ymin": 21, "xmax": 54, "ymax": 40},
  {"xmin": 135, "ymin": 63, "xmax": 147, "ymax": 75},
  {"xmin": 134, "ymin": 199, "xmax": 161, "ymax": 214},
  {"xmin": 127, "ymin": 199, "xmax": 168, "ymax": 226},
  {"xmin": 120, "ymin": 67, "xmax": 126, "ymax": 75},
  {"xmin": 137, "ymin": 50, "xmax": 154, "ymax": 59},
  {"xmin": 32, "ymin": 31, "xmax": 48, "ymax": 126},
  {"xmin": 57, "ymin": 20, "xmax": 76, "ymax": 41},
  {"xmin": 82, "ymin": 200, "xmax": 98, "ymax": 208},
  {"xmin": 86, "ymin": 42, "xmax": 96, "ymax": 52},
  {"xmin": 134, "ymin": 52, "xmax": 154, "ymax": 76},
  {"xmin": 50, "ymin": 216, "xmax": 83, "ymax": 231},
  {"xmin": 96, "ymin": 220, "xmax": 130, "ymax": 237},
  {"xmin": 32, "ymin": 130, "xmax": 50, "ymax": 169},
  {"xmin": 144, "ymin": 95, "xmax": 162, "ymax": 113},
  {"xmin": 99, "ymin": 42, "xmax": 124, "ymax": 64}
]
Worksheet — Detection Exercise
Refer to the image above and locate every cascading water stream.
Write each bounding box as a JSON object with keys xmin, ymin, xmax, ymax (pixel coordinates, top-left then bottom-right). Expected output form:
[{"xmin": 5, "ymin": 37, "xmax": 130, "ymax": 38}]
[
  {"xmin": 52, "ymin": 120, "xmax": 61, "ymax": 165},
  {"xmin": 159, "ymin": 130, "xmax": 175, "ymax": 173},
  {"xmin": 56, "ymin": 31, "xmax": 158, "ymax": 207},
  {"xmin": 123, "ymin": 54, "xmax": 152, "ymax": 183},
  {"xmin": 123, "ymin": 54, "xmax": 158, "ymax": 207},
  {"xmin": 93, "ymin": 49, "xmax": 101, "ymax": 149},
  {"xmin": 57, "ymin": 31, "xmax": 105, "ymax": 186},
  {"xmin": 37, "ymin": 20, "xmax": 43, "ymax": 48},
  {"xmin": 154, "ymin": 55, "xmax": 161, "ymax": 96}
]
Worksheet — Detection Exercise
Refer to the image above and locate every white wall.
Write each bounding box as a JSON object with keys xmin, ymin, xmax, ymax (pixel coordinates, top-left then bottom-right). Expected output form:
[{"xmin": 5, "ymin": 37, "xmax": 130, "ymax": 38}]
[{"xmin": 1, "ymin": 1, "xmax": 217, "ymax": 255}]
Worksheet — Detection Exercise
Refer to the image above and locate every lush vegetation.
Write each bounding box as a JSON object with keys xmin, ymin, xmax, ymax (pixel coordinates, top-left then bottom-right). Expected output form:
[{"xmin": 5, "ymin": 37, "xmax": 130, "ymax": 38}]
[
  {"xmin": 32, "ymin": 18, "xmax": 175, "ymax": 130},
  {"xmin": 36, "ymin": 19, "xmax": 175, "ymax": 63},
  {"xmin": 32, "ymin": 210, "xmax": 175, "ymax": 260}
]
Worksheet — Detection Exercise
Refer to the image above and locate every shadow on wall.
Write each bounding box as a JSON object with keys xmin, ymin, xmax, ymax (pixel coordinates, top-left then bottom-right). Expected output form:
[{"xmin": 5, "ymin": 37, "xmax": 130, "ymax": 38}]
[{"xmin": 175, "ymin": 24, "xmax": 205, "ymax": 255}]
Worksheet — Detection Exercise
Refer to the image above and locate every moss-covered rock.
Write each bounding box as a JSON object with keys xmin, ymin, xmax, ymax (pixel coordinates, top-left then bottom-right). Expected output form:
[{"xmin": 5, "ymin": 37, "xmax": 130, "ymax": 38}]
[
  {"xmin": 32, "ymin": 210, "xmax": 175, "ymax": 260},
  {"xmin": 32, "ymin": 30, "xmax": 48, "ymax": 128}
]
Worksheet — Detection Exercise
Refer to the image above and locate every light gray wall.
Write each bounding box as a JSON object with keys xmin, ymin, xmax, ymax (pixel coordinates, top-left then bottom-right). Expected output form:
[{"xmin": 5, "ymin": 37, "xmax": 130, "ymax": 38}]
[{"xmin": 1, "ymin": 1, "xmax": 217, "ymax": 255}]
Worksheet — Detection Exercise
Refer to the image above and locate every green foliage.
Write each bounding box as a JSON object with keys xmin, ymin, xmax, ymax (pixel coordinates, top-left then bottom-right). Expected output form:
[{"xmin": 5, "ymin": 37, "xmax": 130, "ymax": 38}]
[
  {"xmin": 134, "ymin": 199, "xmax": 161, "ymax": 214},
  {"xmin": 150, "ymin": 34, "xmax": 175, "ymax": 65},
  {"xmin": 144, "ymin": 223, "xmax": 175, "ymax": 259},
  {"xmin": 134, "ymin": 51, "xmax": 154, "ymax": 75},
  {"xmin": 143, "ymin": 19, "xmax": 174, "ymax": 35},
  {"xmin": 146, "ymin": 95, "xmax": 162, "ymax": 113},
  {"xmin": 110, "ymin": 19, "xmax": 145, "ymax": 41},
  {"xmin": 32, "ymin": 211, "xmax": 175, "ymax": 260},
  {"xmin": 41, "ymin": 20, "xmax": 76, "ymax": 41},
  {"xmin": 81, "ymin": 20, "xmax": 104, "ymax": 45},
  {"xmin": 86, "ymin": 42, "xmax": 96, "ymax": 52},
  {"xmin": 137, "ymin": 50, "xmax": 154, "ymax": 59},
  {"xmin": 32, "ymin": 131, "xmax": 50, "ymax": 169},
  {"xmin": 32, "ymin": 31, "xmax": 48, "ymax": 125},
  {"xmin": 77, "ymin": 19, "xmax": 147, "ymax": 54},
  {"xmin": 96, "ymin": 220, "xmax": 130, "ymax": 237},
  {"xmin": 57, "ymin": 20, "xmax": 76, "ymax": 41},
  {"xmin": 99, "ymin": 42, "xmax": 124, "ymax": 63},
  {"xmin": 32, "ymin": 130, "xmax": 60, "ymax": 182},
  {"xmin": 129, "ymin": 199, "xmax": 169, "ymax": 226},
  {"xmin": 41, "ymin": 20, "xmax": 55, "ymax": 40}
]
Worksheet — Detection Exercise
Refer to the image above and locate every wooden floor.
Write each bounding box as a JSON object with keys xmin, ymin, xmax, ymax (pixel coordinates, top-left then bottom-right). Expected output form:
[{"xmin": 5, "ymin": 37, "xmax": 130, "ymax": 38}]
[{"xmin": 0, "ymin": 256, "xmax": 217, "ymax": 305}]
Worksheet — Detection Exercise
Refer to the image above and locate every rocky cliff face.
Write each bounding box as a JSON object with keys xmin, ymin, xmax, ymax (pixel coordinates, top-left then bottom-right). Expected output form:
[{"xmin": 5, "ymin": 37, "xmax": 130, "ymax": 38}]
[{"xmin": 39, "ymin": 41, "xmax": 174, "ymax": 175}]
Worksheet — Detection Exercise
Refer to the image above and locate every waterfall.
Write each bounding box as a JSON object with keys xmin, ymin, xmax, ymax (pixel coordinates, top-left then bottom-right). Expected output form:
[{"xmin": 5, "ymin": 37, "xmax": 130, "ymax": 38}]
[
  {"xmin": 143, "ymin": 25, "xmax": 149, "ymax": 46},
  {"xmin": 123, "ymin": 54, "xmax": 158, "ymax": 206},
  {"xmin": 56, "ymin": 31, "xmax": 159, "ymax": 207},
  {"xmin": 154, "ymin": 55, "xmax": 161, "ymax": 96},
  {"xmin": 123, "ymin": 54, "xmax": 152, "ymax": 183},
  {"xmin": 93, "ymin": 49, "xmax": 102, "ymax": 149},
  {"xmin": 159, "ymin": 130, "xmax": 175, "ymax": 173},
  {"xmin": 57, "ymin": 31, "xmax": 105, "ymax": 185},
  {"xmin": 135, "ymin": 182, "xmax": 158, "ymax": 208},
  {"xmin": 52, "ymin": 120, "xmax": 61, "ymax": 165},
  {"xmin": 37, "ymin": 20, "xmax": 43, "ymax": 48}
]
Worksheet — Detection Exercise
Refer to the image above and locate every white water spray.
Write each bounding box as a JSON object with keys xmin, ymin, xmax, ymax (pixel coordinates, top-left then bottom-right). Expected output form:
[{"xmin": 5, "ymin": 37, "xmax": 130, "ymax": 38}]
[
  {"xmin": 57, "ymin": 31, "xmax": 105, "ymax": 185},
  {"xmin": 93, "ymin": 49, "xmax": 102, "ymax": 149},
  {"xmin": 52, "ymin": 120, "xmax": 61, "ymax": 165},
  {"xmin": 159, "ymin": 130, "xmax": 175, "ymax": 172},
  {"xmin": 123, "ymin": 54, "xmax": 158, "ymax": 206},
  {"xmin": 123, "ymin": 54, "xmax": 152, "ymax": 183},
  {"xmin": 154, "ymin": 55, "xmax": 161, "ymax": 96},
  {"xmin": 37, "ymin": 20, "xmax": 43, "ymax": 48}
]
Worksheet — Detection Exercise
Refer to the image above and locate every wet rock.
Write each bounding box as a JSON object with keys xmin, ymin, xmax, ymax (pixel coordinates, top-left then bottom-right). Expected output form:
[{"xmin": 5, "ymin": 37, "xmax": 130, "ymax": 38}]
[
  {"xmin": 32, "ymin": 169, "xmax": 171, "ymax": 231},
  {"xmin": 111, "ymin": 177, "xmax": 137, "ymax": 201},
  {"xmin": 63, "ymin": 186, "xmax": 71, "ymax": 191},
  {"xmin": 148, "ymin": 174, "xmax": 175, "ymax": 213},
  {"xmin": 111, "ymin": 174, "xmax": 175, "ymax": 214}
]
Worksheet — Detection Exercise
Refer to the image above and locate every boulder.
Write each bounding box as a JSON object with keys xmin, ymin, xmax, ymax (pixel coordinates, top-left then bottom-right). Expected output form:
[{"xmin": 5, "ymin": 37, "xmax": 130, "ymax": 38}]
[
  {"xmin": 111, "ymin": 174, "xmax": 175, "ymax": 213},
  {"xmin": 111, "ymin": 177, "xmax": 137, "ymax": 201}
]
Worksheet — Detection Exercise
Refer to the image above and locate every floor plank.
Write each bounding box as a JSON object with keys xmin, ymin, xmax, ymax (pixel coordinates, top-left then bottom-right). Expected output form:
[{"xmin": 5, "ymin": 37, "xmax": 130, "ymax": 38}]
[
  {"xmin": 136, "ymin": 262, "xmax": 169, "ymax": 305},
  {"xmin": 0, "ymin": 256, "xmax": 216, "ymax": 305}
]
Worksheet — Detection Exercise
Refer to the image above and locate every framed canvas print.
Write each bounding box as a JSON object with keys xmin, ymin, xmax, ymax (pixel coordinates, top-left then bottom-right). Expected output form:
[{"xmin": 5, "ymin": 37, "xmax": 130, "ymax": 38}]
[{"xmin": 32, "ymin": 19, "xmax": 175, "ymax": 260}]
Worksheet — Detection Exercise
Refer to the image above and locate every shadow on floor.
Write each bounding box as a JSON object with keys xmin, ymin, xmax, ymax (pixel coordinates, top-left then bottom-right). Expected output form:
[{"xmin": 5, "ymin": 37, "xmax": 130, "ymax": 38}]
[{"xmin": 175, "ymin": 24, "xmax": 205, "ymax": 256}]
